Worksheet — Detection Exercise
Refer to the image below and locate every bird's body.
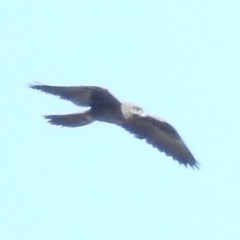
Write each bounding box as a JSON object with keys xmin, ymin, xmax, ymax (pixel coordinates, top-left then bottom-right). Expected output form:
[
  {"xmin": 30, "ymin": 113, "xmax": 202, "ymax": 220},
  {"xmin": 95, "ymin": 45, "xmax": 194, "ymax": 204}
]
[{"xmin": 30, "ymin": 83, "xmax": 199, "ymax": 169}]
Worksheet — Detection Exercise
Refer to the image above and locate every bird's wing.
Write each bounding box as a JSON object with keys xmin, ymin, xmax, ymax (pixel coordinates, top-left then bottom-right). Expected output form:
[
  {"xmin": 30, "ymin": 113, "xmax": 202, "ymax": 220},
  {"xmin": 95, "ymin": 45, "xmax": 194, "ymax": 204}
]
[
  {"xmin": 122, "ymin": 115, "xmax": 199, "ymax": 168},
  {"xmin": 29, "ymin": 82, "xmax": 120, "ymax": 107}
]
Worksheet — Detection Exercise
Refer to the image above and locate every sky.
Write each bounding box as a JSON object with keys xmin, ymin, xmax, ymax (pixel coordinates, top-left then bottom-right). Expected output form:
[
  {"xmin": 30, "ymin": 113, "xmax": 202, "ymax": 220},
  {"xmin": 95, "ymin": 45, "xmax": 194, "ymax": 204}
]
[{"xmin": 1, "ymin": 0, "xmax": 240, "ymax": 239}]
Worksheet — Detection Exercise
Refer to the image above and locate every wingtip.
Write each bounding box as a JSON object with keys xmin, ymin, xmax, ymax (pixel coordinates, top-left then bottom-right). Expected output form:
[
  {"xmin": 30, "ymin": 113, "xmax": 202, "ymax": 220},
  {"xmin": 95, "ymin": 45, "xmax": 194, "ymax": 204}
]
[
  {"xmin": 180, "ymin": 158, "xmax": 200, "ymax": 170},
  {"xmin": 188, "ymin": 161, "xmax": 200, "ymax": 170},
  {"xmin": 193, "ymin": 161, "xmax": 201, "ymax": 170},
  {"xmin": 28, "ymin": 81, "xmax": 44, "ymax": 89}
]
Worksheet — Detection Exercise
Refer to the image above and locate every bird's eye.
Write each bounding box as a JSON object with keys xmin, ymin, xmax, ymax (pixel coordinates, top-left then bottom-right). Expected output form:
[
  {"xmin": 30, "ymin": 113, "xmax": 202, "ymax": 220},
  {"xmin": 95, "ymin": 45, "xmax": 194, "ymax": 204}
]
[{"xmin": 135, "ymin": 107, "xmax": 142, "ymax": 112}]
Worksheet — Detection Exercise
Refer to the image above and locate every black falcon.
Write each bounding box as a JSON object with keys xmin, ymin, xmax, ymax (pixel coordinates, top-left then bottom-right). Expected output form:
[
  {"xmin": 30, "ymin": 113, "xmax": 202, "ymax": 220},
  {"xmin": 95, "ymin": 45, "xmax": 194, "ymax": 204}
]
[{"xmin": 30, "ymin": 83, "xmax": 199, "ymax": 169}]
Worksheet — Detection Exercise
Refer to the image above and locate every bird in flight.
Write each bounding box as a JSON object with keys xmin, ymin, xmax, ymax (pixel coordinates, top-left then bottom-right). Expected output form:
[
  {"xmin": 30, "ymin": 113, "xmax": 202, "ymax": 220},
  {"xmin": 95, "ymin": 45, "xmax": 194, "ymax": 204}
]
[{"xmin": 30, "ymin": 83, "xmax": 199, "ymax": 169}]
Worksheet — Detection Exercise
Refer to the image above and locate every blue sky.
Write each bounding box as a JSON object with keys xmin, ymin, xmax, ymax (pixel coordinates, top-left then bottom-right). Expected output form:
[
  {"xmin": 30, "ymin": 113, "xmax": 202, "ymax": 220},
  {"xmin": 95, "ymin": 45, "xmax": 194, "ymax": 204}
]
[{"xmin": 1, "ymin": 1, "xmax": 240, "ymax": 239}]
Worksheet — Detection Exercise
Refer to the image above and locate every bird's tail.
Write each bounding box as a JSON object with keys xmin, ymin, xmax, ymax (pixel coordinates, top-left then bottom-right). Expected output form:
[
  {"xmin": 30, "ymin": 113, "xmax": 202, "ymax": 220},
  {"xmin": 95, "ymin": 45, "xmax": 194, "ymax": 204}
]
[{"xmin": 44, "ymin": 111, "xmax": 94, "ymax": 127}]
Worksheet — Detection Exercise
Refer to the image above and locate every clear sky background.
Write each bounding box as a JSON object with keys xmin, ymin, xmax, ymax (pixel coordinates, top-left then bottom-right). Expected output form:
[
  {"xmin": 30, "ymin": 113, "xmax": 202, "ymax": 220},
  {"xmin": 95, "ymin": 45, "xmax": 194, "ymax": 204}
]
[{"xmin": 1, "ymin": 1, "xmax": 240, "ymax": 239}]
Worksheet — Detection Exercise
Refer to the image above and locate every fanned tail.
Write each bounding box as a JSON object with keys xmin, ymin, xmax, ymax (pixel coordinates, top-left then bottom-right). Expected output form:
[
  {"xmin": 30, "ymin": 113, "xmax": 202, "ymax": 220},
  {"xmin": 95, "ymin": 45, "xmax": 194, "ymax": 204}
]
[{"xmin": 44, "ymin": 111, "xmax": 94, "ymax": 127}]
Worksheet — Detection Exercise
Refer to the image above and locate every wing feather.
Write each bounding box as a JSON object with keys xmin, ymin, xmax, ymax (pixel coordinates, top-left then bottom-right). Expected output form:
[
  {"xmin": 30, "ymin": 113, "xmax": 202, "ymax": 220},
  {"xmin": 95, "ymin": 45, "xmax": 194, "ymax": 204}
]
[
  {"xmin": 29, "ymin": 83, "xmax": 120, "ymax": 107},
  {"xmin": 122, "ymin": 115, "xmax": 199, "ymax": 168}
]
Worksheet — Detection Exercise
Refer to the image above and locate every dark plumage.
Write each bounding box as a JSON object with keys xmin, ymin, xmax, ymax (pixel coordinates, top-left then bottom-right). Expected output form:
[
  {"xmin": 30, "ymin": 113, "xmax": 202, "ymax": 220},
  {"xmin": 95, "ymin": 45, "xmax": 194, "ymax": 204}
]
[{"xmin": 30, "ymin": 83, "xmax": 199, "ymax": 169}]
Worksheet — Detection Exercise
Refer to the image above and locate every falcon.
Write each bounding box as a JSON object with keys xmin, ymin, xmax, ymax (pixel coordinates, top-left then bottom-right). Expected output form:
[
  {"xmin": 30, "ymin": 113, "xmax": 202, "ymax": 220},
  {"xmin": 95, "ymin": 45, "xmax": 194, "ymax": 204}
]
[{"xmin": 30, "ymin": 83, "xmax": 199, "ymax": 169}]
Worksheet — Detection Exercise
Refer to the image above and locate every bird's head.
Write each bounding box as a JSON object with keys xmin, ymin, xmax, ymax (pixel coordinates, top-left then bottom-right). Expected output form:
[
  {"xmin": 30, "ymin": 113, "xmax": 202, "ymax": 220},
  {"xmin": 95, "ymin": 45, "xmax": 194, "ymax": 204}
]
[{"xmin": 121, "ymin": 103, "xmax": 146, "ymax": 119}]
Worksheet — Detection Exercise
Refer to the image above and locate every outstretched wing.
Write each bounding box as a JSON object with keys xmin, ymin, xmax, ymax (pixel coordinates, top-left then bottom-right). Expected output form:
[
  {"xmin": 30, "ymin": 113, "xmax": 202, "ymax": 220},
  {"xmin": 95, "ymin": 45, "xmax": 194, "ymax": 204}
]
[
  {"xmin": 29, "ymin": 82, "xmax": 120, "ymax": 107},
  {"xmin": 122, "ymin": 115, "xmax": 199, "ymax": 169}
]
